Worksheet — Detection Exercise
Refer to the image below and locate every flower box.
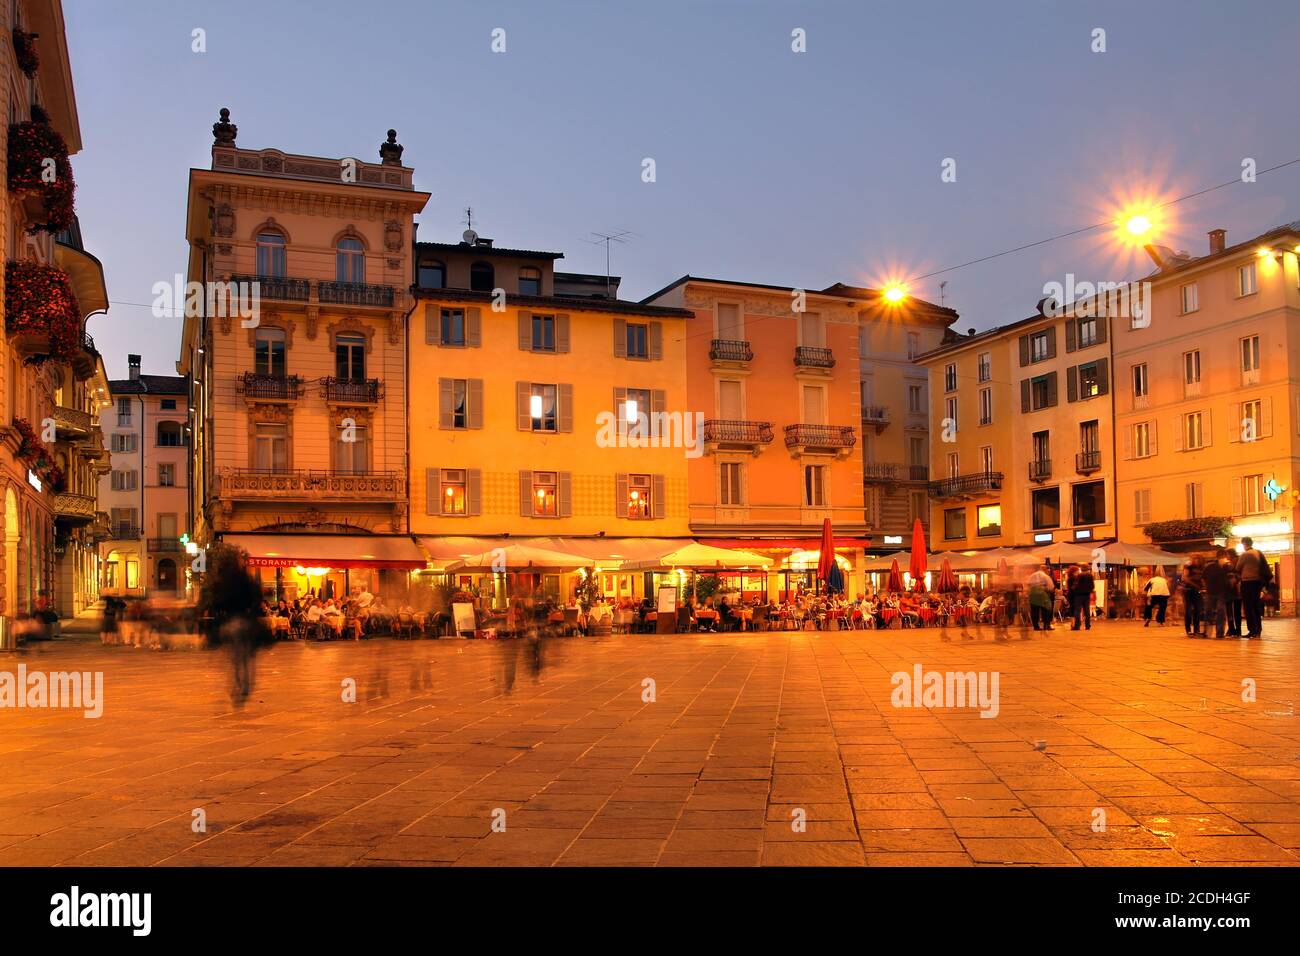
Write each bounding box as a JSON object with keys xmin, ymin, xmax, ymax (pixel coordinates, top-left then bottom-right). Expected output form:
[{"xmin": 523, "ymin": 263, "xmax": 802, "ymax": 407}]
[{"xmin": 5, "ymin": 260, "xmax": 81, "ymax": 359}]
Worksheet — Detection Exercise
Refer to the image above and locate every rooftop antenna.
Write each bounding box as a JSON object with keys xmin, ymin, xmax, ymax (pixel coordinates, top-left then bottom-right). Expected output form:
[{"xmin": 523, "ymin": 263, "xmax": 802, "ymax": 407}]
[
  {"xmin": 462, "ymin": 206, "xmax": 477, "ymax": 245},
  {"xmin": 581, "ymin": 229, "xmax": 636, "ymax": 297},
  {"xmin": 939, "ymin": 280, "xmax": 948, "ymax": 308}
]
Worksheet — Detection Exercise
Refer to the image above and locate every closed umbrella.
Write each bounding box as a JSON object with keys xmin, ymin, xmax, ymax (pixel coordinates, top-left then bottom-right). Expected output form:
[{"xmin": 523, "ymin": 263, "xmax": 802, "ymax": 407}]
[
  {"xmin": 887, "ymin": 559, "xmax": 904, "ymax": 593},
  {"xmin": 908, "ymin": 517, "xmax": 928, "ymax": 592},
  {"xmin": 826, "ymin": 561, "xmax": 846, "ymax": 595},
  {"xmin": 936, "ymin": 558, "xmax": 958, "ymax": 594},
  {"xmin": 816, "ymin": 518, "xmax": 834, "ymax": 593}
]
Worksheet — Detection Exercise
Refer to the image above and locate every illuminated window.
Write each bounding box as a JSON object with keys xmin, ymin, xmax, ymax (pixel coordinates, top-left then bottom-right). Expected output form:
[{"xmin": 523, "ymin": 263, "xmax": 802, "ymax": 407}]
[
  {"xmin": 529, "ymin": 384, "xmax": 557, "ymax": 432},
  {"xmin": 976, "ymin": 504, "xmax": 1001, "ymax": 537},
  {"xmin": 627, "ymin": 474, "xmax": 652, "ymax": 519},
  {"xmin": 532, "ymin": 472, "xmax": 558, "ymax": 516},
  {"xmin": 441, "ymin": 469, "xmax": 467, "ymax": 515}
]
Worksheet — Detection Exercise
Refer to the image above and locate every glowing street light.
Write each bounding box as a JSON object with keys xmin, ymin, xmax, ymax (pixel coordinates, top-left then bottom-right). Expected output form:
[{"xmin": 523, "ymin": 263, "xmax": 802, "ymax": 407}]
[
  {"xmin": 883, "ymin": 284, "xmax": 907, "ymax": 303},
  {"xmin": 1124, "ymin": 214, "xmax": 1152, "ymax": 238}
]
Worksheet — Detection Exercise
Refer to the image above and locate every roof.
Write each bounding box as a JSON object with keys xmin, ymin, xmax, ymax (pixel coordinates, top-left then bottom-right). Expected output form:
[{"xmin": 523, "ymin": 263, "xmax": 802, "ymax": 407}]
[
  {"xmin": 109, "ymin": 374, "xmax": 189, "ymax": 396},
  {"xmin": 413, "ymin": 286, "xmax": 692, "ymax": 319},
  {"xmin": 643, "ymin": 275, "xmax": 956, "ymax": 321},
  {"xmin": 416, "ymin": 241, "xmax": 564, "ymax": 260}
]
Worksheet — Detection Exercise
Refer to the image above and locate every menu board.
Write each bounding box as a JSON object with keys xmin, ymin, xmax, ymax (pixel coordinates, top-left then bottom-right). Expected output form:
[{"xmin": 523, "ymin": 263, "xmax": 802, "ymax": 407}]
[
  {"xmin": 656, "ymin": 586, "xmax": 678, "ymax": 614},
  {"xmin": 451, "ymin": 602, "xmax": 477, "ymax": 636}
]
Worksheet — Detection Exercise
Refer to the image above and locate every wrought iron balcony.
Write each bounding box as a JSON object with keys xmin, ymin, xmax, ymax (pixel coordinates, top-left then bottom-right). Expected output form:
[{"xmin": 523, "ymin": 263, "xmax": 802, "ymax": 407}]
[
  {"xmin": 147, "ymin": 537, "xmax": 184, "ymax": 552},
  {"xmin": 783, "ymin": 423, "xmax": 857, "ymax": 454},
  {"xmin": 907, "ymin": 465, "xmax": 929, "ymax": 482},
  {"xmin": 927, "ymin": 472, "xmax": 1004, "ymax": 499},
  {"xmin": 72, "ymin": 330, "xmax": 98, "ymax": 379},
  {"xmin": 708, "ymin": 339, "xmax": 753, "ymax": 363},
  {"xmin": 232, "ymin": 274, "xmax": 310, "ymax": 302},
  {"xmin": 794, "ymin": 346, "xmax": 836, "ymax": 369},
  {"xmin": 863, "ymin": 462, "xmax": 900, "ymax": 482},
  {"xmin": 317, "ymin": 280, "xmax": 395, "ymax": 307},
  {"xmin": 1076, "ymin": 450, "xmax": 1102, "ymax": 473},
  {"xmin": 237, "ymin": 372, "xmax": 304, "ymax": 400},
  {"xmin": 53, "ymin": 404, "xmax": 94, "ymax": 438},
  {"xmin": 108, "ymin": 523, "xmax": 141, "ymax": 539},
  {"xmin": 1029, "ymin": 459, "xmax": 1052, "ymax": 482},
  {"xmin": 321, "ymin": 377, "xmax": 383, "ymax": 403},
  {"xmin": 861, "ymin": 405, "xmax": 890, "ymax": 432},
  {"xmin": 702, "ymin": 419, "xmax": 774, "ymax": 447},
  {"xmin": 216, "ymin": 469, "xmax": 404, "ymax": 503}
]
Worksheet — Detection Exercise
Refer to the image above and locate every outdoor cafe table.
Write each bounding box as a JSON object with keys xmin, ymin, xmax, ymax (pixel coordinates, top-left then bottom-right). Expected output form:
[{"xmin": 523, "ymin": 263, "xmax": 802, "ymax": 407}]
[
  {"xmin": 881, "ymin": 607, "xmax": 900, "ymax": 624},
  {"xmin": 736, "ymin": 607, "xmax": 753, "ymax": 630},
  {"xmin": 918, "ymin": 607, "xmax": 935, "ymax": 624}
]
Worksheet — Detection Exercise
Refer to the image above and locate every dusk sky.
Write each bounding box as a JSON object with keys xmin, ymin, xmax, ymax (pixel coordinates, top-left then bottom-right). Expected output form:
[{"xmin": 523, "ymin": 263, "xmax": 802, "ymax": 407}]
[{"xmin": 65, "ymin": 0, "xmax": 1300, "ymax": 380}]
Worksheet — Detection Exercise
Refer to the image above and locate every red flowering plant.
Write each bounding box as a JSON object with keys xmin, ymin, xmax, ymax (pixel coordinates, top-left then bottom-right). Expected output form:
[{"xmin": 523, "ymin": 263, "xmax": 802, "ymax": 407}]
[
  {"xmin": 12, "ymin": 28, "xmax": 39, "ymax": 76},
  {"xmin": 11, "ymin": 416, "xmax": 60, "ymax": 489},
  {"xmin": 5, "ymin": 260, "xmax": 81, "ymax": 359},
  {"xmin": 7, "ymin": 109, "xmax": 75, "ymax": 233}
]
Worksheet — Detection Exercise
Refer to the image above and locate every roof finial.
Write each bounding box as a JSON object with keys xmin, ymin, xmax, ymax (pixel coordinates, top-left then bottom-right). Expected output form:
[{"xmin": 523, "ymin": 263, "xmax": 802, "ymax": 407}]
[
  {"xmin": 379, "ymin": 128, "xmax": 403, "ymax": 166},
  {"xmin": 213, "ymin": 107, "xmax": 237, "ymax": 146}
]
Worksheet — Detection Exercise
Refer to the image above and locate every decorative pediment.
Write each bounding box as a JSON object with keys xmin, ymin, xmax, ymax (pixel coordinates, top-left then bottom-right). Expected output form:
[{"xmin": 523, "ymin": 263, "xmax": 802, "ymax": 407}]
[
  {"xmin": 326, "ymin": 318, "xmax": 376, "ymax": 351},
  {"xmin": 245, "ymin": 315, "xmax": 295, "ymax": 347}
]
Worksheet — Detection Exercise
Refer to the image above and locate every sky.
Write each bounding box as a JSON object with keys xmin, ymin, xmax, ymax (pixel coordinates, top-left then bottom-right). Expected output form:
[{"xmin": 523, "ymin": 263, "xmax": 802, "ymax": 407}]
[{"xmin": 64, "ymin": 0, "xmax": 1300, "ymax": 379}]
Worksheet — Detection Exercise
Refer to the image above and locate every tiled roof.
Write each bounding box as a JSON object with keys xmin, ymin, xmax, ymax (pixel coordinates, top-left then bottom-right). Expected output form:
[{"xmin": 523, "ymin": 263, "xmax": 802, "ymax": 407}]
[{"xmin": 109, "ymin": 374, "xmax": 188, "ymax": 396}]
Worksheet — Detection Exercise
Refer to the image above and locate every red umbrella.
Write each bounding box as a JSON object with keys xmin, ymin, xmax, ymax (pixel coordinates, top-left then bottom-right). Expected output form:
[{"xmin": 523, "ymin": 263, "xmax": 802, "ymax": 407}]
[
  {"xmin": 937, "ymin": 557, "xmax": 958, "ymax": 594},
  {"xmin": 908, "ymin": 517, "xmax": 928, "ymax": 592},
  {"xmin": 815, "ymin": 517, "xmax": 834, "ymax": 584},
  {"xmin": 887, "ymin": 558, "xmax": 904, "ymax": 593}
]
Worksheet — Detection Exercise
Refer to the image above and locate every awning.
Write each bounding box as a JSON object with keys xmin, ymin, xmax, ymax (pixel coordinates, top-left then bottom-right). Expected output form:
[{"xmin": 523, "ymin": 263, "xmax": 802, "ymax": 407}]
[
  {"xmin": 414, "ymin": 536, "xmax": 695, "ymax": 571},
  {"xmin": 621, "ymin": 542, "xmax": 773, "ymax": 571},
  {"xmin": 700, "ymin": 537, "xmax": 870, "ymax": 550},
  {"xmin": 221, "ymin": 533, "xmax": 426, "ymax": 569}
]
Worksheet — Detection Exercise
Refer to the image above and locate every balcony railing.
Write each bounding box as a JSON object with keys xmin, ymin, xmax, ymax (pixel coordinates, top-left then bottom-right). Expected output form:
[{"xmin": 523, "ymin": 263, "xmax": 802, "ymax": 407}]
[
  {"xmin": 861, "ymin": 405, "xmax": 890, "ymax": 429},
  {"xmin": 1029, "ymin": 459, "xmax": 1052, "ymax": 481},
  {"xmin": 53, "ymin": 492, "xmax": 96, "ymax": 523},
  {"xmin": 708, "ymin": 339, "xmax": 753, "ymax": 363},
  {"xmin": 702, "ymin": 419, "xmax": 774, "ymax": 446},
  {"xmin": 783, "ymin": 423, "xmax": 857, "ymax": 451},
  {"xmin": 928, "ymin": 472, "xmax": 1004, "ymax": 498},
  {"xmin": 863, "ymin": 462, "xmax": 899, "ymax": 482},
  {"xmin": 794, "ymin": 346, "xmax": 836, "ymax": 369},
  {"xmin": 216, "ymin": 469, "xmax": 404, "ymax": 502},
  {"xmin": 232, "ymin": 274, "xmax": 310, "ymax": 302},
  {"xmin": 907, "ymin": 465, "xmax": 929, "ymax": 482},
  {"xmin": 237, "ymin": 372, "xmax": 304, "ymax": 400},
  {"xmin": 317, "ymin": 280, "xmax": 395, "ymax": 307},
  {"xmin": 321, "ymin": 377, "xmax": 382, "ymax": 403},
  {"xmin": 53, "ymin": 404, "xmax": 94, "ymax": 437},
  {"xmin": 147, "ymin": 538, "xmax": 184, "ymax": 552},
  {"xmin": 109, "ymin": 524, "xmax": 141, "ymax": 539},
  {"xmin": 1076, "ymin": 450, "xmax": 1102, "ymax": 473}
]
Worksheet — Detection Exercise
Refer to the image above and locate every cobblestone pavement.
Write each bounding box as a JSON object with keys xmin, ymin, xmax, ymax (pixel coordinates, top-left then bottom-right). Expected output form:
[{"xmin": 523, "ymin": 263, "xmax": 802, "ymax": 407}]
[{"xmin": 1, "ymin": 617, "xmax": 1298, "ymax": 866}]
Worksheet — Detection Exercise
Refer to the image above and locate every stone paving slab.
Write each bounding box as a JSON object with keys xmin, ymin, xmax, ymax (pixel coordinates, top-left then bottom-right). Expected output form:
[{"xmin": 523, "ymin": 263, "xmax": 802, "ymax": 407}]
[{"xmin": 0, "ymin": 618, "xmax": 1297, "ymax": 866}]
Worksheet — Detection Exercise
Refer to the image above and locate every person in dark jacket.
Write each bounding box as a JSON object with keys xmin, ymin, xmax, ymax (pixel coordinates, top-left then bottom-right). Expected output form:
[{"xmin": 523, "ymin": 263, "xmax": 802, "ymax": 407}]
[
  {"xmin": 1069, "ymin": 564, "xmax": 1095, "ymax": 631},
  {"xmin": 1202, "ymin": 550, "xmax": 1229, "ymax": 639},
  {"xmin": 1181, "ymin": 558, "xmax": 1205, "ymax": 637},
  {"xmin": 1235, "ymin": 537, "xmax": 1269, "ymax": 639}
]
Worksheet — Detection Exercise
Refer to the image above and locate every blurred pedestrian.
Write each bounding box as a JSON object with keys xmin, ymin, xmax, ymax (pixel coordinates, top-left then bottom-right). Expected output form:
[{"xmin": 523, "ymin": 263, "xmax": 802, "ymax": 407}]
[
  {"xmin": 1181, "ymin": 557, "xmax": 1205, "ymax": 637},
  {"xmin": 1143, "ymin": 568, "xmax": 1170, "ymax": 626},
  {"xmin": 1234, "ymin": 537, "xmax": 1269, "ymax": 639},
  {"xmin": 1202, "ymin": 550, "xmax": 1228, "ymax": 639}
]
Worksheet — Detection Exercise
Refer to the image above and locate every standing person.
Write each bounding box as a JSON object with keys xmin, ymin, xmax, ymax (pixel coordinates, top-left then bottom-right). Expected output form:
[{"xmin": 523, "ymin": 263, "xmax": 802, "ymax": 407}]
[
  {"xmin": 100, "ymin": 595, "xmax": 120, "ymax": 645},
  {"xmin": 1027, "ymin": 564, "xmax": 1055, "ymax": 631},
  {"xmin": 1143, "ymin": 568, "xmax": 1170, "ymax": 626},
  {"xmin": 196, "ymin": 545, "xmax": 271, "ymax": 707},
  {"xmin": 1224, "ymin": 565, "xmax": 1243, "ymax": 637},
  {"xmin": 1070, "ymin": 563, "xmax": 1095, "ymax": 631},
  {"xmin": 1181, "ymin": 557, "xmax": 1205, "ymax": 637},
  {"xmin": 1235, "ymin": 537, "xmax": 1270, "ymax": 639},
  {"xmin": 1202, "ymin": 550, "xmax": 1228, "ymax": 639}
]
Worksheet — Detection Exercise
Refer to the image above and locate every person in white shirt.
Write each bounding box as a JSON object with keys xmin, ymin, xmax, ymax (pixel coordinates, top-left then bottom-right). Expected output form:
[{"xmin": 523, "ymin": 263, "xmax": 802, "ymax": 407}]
[
  {"xmin": 355, "ymin": 589, "xmax": 374, "ymax": 609},
  {"xmin": 1143, "ymin": 569, "xmax": 1170, "ymax": 626}
]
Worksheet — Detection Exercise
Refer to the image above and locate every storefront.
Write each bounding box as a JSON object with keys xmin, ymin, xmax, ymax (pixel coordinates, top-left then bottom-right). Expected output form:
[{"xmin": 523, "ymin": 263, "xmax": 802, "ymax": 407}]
[{"xmin": 220, "ymin": 533, "xmax": 427, "ymax": 603}]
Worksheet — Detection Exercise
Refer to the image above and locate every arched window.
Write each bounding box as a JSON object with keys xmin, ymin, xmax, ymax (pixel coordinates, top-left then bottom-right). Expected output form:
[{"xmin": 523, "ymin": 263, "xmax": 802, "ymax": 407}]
[
  {"xmin": 470, "ymin": 261, "xmax": 495, "ymax": 292},
  {"xmin": 256, "ymin": 232, "xmax": 286, "ymax": 277},
  {"xmin": 519, "ymin": 267, "xmax": 542, "ymax": 295},
  {"xmin": 336, "ymin": 237, "xmax": 365, "ymax": 283},
  {"xmin": 418, "ymin": 258, "xmax": 445, "ymax": 289},
  {"xmin": 254, "ymin": 328, "xmax": 286, "ymax": 377},
  {"xmin": 156, "ymin": 421, "xmax": 185, "ymax": 447}
]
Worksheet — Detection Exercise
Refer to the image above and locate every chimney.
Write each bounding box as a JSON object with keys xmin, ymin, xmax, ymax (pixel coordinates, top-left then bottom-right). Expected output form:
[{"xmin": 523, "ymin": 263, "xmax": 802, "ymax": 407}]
[
  {"xmin": 128, "ymin": 354, "xmax": 141, "ymax": 380},
  {"xmin": 1208, "ymin": 229, "xmax": 1226, "ymax": 255}
]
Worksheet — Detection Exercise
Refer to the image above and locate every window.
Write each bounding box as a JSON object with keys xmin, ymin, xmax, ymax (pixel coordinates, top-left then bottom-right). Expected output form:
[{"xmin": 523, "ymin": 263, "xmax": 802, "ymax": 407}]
[
  {"xmin": 336, "ymin": 237, "xmax": 365, "ymax": 283},
  {"xmin": 908, "ymin": 436, "xmax": 926, "ymax": 468},
  {"xmin": 906, "ymin": 332, "xmax": 920, "ymax": 360},
  {"xmin": 978, "ymin": 387, "xmax": 992, "ymax": 425},
  {"xmin": 470, "ymin": 261, "xmax": 495, "ymax": 292},
  {"xmin": 943, "ymin": 508, "xmax": 966, "ymax": 540},
  {"xmin": 529, "ymin": 384, "xmax": 558, "ymax": 432},
  {"xmin": 1073, "ymin": 481, "xmax": 1105, "ymax": 526},
  {"xmin": 977, "ymin": 352, "xmax": 991, "ymax": 383},
  {"xmin": 334, "ymin": 423, "xmax": 369, "ymax": 476},
  {"xmin": 909, "ymin": 491, "xmax": 927, "ymax": 523},
  {"xmin": 1032, "ymin": 430, "xmax": 1050, "ymax": 469},
  {"xmin": 976, "ymin": 504, "xmax": 1001, "ymax": 537},
  {"xmin": 803, "ymin": 464, "xmax": 826, "ymax": 507},
  {"xmin": 518, "ymin": 267, "xmax": 542, "ymax": 295},
  {"xmin": 719, "ymin": 461, "xmax": 744, "ymax": 506},
  {"xmin": 253, "ymin": 423, "xmax": 288, "ymax": 473},
  {"xmin": 441, "ymin": 469, "xmax": 467, "ymax": 515},
  {"xmin": 336, "ymin": 333, "xmax": 366, "ymax": 381},
  {"xmin": 443, "ymin": 379, "xmax": 469, "ymax": 429},
  {"xmin": 111, "ymin": 433, "xmax": 137, "ymax": 453},
  {"xmin": 1185, "ymin": 482, "xmax": 1203, "ymax": 518},
  {"xmin": 625, "ymin": 322, "xmax": 649, "ymax": 359},
  {"xmin": 1030, "ymin": 374, "xmax": 1052, "ymax": 410},
  {"xmin": 620, "ymin": 387, "xmax": 652, "ymax": 434},
  {"xmin": 255, "ymin": 232, "xmax": 286, "ymax": 277},
  {"xmin": 1133, "ymin": 422, "xmax": 1151, "ymax": 458},
  {"xmin": 532, "ymin": 471, "xmax": 558, "ymax": 516},
  {"xmin": 1029, "ymin": 330, "xmax": 1050, "ymax": 362},
  {"xmin": 907, "ymin": 383, "xmax": 924, "ymax": 413},
  {"xmin": 254, "ymin": 328, "xmax": 286, "ymax": 377},
  {"xmin": 945, "ymin": 396, "xmax": 957, "ymax": 431},
  {"xmin": 156, "ymin": 421, "xmax": 184, "ymax": 447},
  {"xmin": 1032, "ymin": 487, "xmax": 1060, "ymax": 530},
  {"xmin": 439, "ymin": 309, "xmax": 465, "ymax": 346},
  {"xmin": 159, "ymin": 463, "xmax": 175, "ymax": 487},
  {"xmin": 161, "ymin": 399, "xmax": 176, "ymax": 410},
  {"xmin": 1076, "ymin": 317, "xmax": 1098, "ymax": 348},
  {"xmin": 1080, "ymin": 420, "xmax": 1099, "ymax": 459},
  {"xmin": 944, "ymin": 363, "xmax": 957, "ymax": 392},
  {"xmin": 532, "ymin": 313, "xmax": 556, "ymax": 351},
  {"xmin": 1132, "ymin": 363, "xmax": 1148, "ymax": 399},
  {"xmin": 1077, "ymin": 361, "xmax": 1101, "ymax": 399},
  {"xmin": 1241, "ymin": 399, "xmax": 1262, "ymax": 440},
  {"xmin": 418, "ymin": 259, "xmax": 445, "ymax": 289},
  {"xmin": 947, "ymin": 452, "xmax": 959, "ymax": 478},
  {"xmin": 1134, "ymin": 488, "xmax": 1151, "ymax": 524},
  {"xmin": 980, "ymin": 445, "xmax": 993, "ymax": 475},
  {"xmin": 110, "ymin": 470, "xmax": 138, "ymax": 491},
  {"xmin": 1183, "ymin": 411, "xmax": 1204, "ymax": 450},
  {"xmin": 1241, "ymin": 335, "xmax": 1260, "ymax": 384},
  {"xmin": 1180, "ymin": 283, "xmax": 1198, "ymax": 314},
  {"xmin": 1183, "ymin": 350, "xmax": 1200, "ymax": 394},
  {"xmin": 626, "ymin": 474, "xmax": 652, "ymax": 519},
  {"xmin": 117, "ymin": 397, "xmax": 132, "ymax": 426},
  {"xmin": 1241, "ymin": 474, "xmax": 1268, "ymax": 515},
  {"xmin": 717, "ymin": 302, "xmax": 743, "ymax": 341},
  {"xmin": 1238, "ymin": 261, "xmax": 1257, "ymax": 296},
  {"xmin": 799, "ymin": 312, "xmax": 824, "ymax": 348}
]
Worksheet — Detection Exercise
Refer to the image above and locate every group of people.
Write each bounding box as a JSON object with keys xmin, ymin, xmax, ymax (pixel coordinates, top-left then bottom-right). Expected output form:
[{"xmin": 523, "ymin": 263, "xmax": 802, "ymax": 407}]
[
  {"xmin": 268, "ymin": 589, "xmax": 425, "ymax": 639},
  {"xmin": 1142, "ymin": 536, "xmax": 1273, "ymax": 639}
]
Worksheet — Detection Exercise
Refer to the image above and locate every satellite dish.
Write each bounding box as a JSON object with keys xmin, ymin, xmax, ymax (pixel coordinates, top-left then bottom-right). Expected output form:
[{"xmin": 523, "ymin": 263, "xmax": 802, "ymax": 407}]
[{"xmin": 462, "ymin": 229, "xmax": 478, "ymax": 245}]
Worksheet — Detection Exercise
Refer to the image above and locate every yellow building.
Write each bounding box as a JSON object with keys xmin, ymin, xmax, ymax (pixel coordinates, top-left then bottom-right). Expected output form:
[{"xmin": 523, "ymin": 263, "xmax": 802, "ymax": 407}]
[
  {"xmin": 177, "ymin": 111, "xmax": 431, "ymax": 599},
  {"xmin": 1113, "ymin": 221, "xmax": 1300, "ymax": 609}
]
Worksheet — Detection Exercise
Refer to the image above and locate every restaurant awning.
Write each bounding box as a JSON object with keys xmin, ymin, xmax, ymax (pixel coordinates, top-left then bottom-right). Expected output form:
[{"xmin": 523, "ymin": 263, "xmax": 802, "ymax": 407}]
[
  {"xmin": 701, "ymin": 537, "xmax": 870, "ymax": 550},
  {"xmin": 621, "ymin": 541, "xmax": 773, "ymax": 571},
  {"xmin": 414, "ymin": 536, "xmax": 696, "ymax": 571},
  {"xmin": 446, "ymin": 542, "xmax": 586, "ymax": 572},
  {"xmin": 221, "ymin": 534, "xmax": 427, "ymax": 569}
]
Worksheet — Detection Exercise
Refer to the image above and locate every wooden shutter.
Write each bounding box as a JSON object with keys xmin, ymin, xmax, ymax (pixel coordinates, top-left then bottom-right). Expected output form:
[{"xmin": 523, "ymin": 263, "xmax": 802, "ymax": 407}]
[
  {"xmin": 651, "ymin": 389, "xmax": 666, "ymax": 439},
  {"xmin": 1231, "ymin": 476, "xmax": 1243, "ymax": 516},
  {"xmin": 1018, "ymin": 335, "xmax": 1030, "ymax": 367},
  {"xmin": 556, "ymin": 314, "xmax": 571, "ymax": 352},
  {"xmin": 1096, "ymin": 316, "xmax": 1108, "ymax": 344},
  {"xmin": 1229, "ymin": 402, "xmax": 1241, "ymax": 443},
  {"xmin": 558, "ymin": 383, "xmax": 573, "ymax": 432},
  {"xmin": 613, "ymin": 387, "xmax": 628, "ymax": 434},
  {"xmin": 466, "ymin": 307, "xmax": 481, "ymax": 347},
  {"xmin": 558, "ymin": 472, "xmax": 573, "ymax": 517},
  {"xmin": 519, "ymin": 470, "xmax": 533, "ymax": 516},
  {"xmin": 516, "ymin": 382, "xmax": 531, "ymax": 430},
  {"xmin": 1066, "ymin": 366, "xmax": 1078, "ymax": 403},
  {"xmin": 1203, "ymin": 409, "xmax": 1212, "ymax": 447},
  {"xmin": 615, "ymin": 473, "xmax": 629, "ymax": 518},
  {"xmin": 1173, "ymin": 414, "xmax": 1184, "ymax": 452},
  {"xmin": 468, "ymin": 379, "xmax": 484, "ymax": 429},
  {"xmin": 1096, "ymin": 358, "xmax": 1109, "ymax": 395},
  {"xmin": 1149, "ymin": 420, "xmax": 1158, "ymax": 456},
  {"xmin": 424, "ymin": 304, "xmax": 437, "ymax": 345},
  {"xmin": 614, "ymin": 319, "xmax": 627, "ymax": 357},
  {"xmin": 1262, "ymin": 397, "xmax": 1274, "ymax": 437},
  {"xmin": 1046, "ymin": 372, "xmax": 1058, "ymax": 407},
  {"xmin": 652, "ymin": 474, "xmax": 666, "ymax": 519},
  {"xmin": 1065, "ymin": 320, "xmax": 1077, "ymax": 353},
  {"xmin": 1121, "ymin": 424, "xmax": 1131, "ymax": 460},
  {"xmin": 518, "ymin": 311, "xmax": 532, "ymax": 350},
  {"xmin": 467, "ymin": 469, "xmax": 482, "ymax": 516},
  {"xmin": 649, "ymin": 322, "xmax": 663, "ymax": 360},
  {"xmin": 438, "ymin": 378, "xmax": 454, "ymax": 429},
  {"xmin": 1020, "ymin": 379, "xmax": 1030, "ymax": 413},
  {"xmin": 425, "ymin": 468, "xmax": 439, "ymax": 515},
  {"xmin": 1045, "ymin": 327, "xmax": 1057, "ymax": 360}
]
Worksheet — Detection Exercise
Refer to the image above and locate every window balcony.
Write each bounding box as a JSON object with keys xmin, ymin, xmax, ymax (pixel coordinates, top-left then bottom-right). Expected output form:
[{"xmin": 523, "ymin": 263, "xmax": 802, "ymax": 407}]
[
  {"xmin": 783, "ymin": 423, "xmax": 856, "ymax": 458},
  {"xmin": 927, "ymin": 472, "xmax": 1004, "ymax": 499},
  {"xmin": 317, "ymin": 280, "xmax": 395, "ymax": 308},
  {"xmin": 147, "ymin": 537, "xmax": 184, "ymax": 553},
  {"xmin": 794, "ymin": 346, "xmax": 835, "ymax": 369},
  {"xmin": 708, "ymin": 339, "xmax": 753, "ymax": 364},
  {"xmin": 863, "ymin": 462, "xmax": 900, "ymax": 483},
  {"xmin": 216, "ymin": 468, "xmax": 405, "ymax": 503},
  {"xmin": 1029, "ymin": 459, "xmax": 1052, "ymax": 482},
  {"xmin": 237, "ymin": 372, "xmax": 304, "ymax": 401},
  {"xmin": 108, "ymin": 523, "xmax": 141, "ymax": 540},
  {"xmin": 231, "ymin": 274, "xmax": 310, "ymax": 302},
  {"xmin": 321, "ymin": 377, "xmax": 383, "ymax": 404},
  {"xmin": 702, "ymin": 419, "xmax": 774, "ymax": 451},
  {"xmin": 861, "ymin": 405, "xmax": 890, "ymax": 433},
  {"xmin": 71, "ymin": 330, "xmax": 98, "ymax": 380},
  {"xmin": 53, "ymin": 403, "xmax": 94, "ymax": 438},
  {"xmin": 53, "ymin": 492, "xmax": 96, "ymax": 525},
  {"xmin": 1076, "ymin": 450, "xmax": 1102, "ymax": 473}
]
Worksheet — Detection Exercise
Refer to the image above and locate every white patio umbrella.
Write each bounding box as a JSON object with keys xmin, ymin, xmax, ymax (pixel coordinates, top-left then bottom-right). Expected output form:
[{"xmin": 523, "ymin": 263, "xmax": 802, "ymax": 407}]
[
  {"xmin": 1030, "ymin": 541, "xmax": 1099, "ymax": 564},
  {"xmin": 1094, "ymin": 541, "xmax": 1181, "ymax": 566},
  {"xmin": 445, "ymin": 542, "xmax": 584, "ymax": 572},
  {"xmin": 620, "ymin": 541, "xmax": 773, "ymax": 571}
]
